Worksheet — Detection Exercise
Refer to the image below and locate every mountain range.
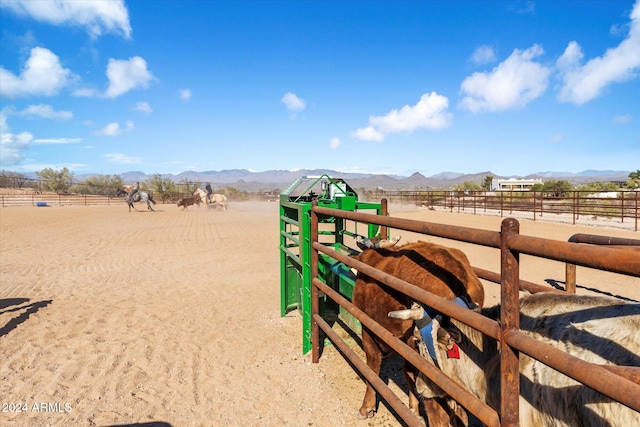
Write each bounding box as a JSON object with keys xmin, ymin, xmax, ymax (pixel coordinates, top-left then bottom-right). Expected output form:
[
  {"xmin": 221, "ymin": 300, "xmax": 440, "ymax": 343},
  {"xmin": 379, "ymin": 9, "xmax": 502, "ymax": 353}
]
[{"xmin": 72, "ymin": 169, "xmax": 632, "ymax": 192}]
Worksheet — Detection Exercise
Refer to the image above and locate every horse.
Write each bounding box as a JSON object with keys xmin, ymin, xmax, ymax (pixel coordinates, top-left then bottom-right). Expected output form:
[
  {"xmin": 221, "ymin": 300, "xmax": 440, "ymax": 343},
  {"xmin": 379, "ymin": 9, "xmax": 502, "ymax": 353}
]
[
  {"xmin": 116, "ymin": 188, "xmax": 156, "ymax": 212},
  {"xmin": 194, "ymin": 188, "xmax": 228, "ymax": 210},
  {"xmin": 209, "ymin": 193, "xmax": 228, "ymax": 210}
]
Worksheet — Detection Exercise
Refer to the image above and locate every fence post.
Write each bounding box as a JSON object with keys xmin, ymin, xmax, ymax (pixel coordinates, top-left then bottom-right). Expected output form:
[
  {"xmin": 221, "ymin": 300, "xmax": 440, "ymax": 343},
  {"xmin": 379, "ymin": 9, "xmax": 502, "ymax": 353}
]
[
  {"xmin": 509, "ymin": 190, "xmax": 513, "ymax": 214},
  {"xmin": 473, "ymin": 191, "xmax": 477, "ymax": 215},
  {"xmin": 500, "ymin": 218, "xmax": 520, "ymax": 427},
  {"xmin": 311, "ymin": 200, "xmax": 320, "ymax": 363},
  {"xmin": 380, "ymin": 198, "xmax": 388, "ymax": 239},
  {"xmin": 565, "ymin": 263, "xmax": 577, "ymax": 293},
  {"xmin": 621, "ymin": 193, "xmax": 625, "ymax": 224},
  {"xmin": 572, "ymin": 191, "xmax": 576, "ymax": 225}
]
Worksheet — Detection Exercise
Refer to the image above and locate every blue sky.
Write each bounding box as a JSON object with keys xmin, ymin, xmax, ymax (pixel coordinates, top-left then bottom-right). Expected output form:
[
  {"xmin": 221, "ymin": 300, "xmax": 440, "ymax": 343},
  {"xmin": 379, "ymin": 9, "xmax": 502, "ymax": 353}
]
[{"xmin": 1, "ymin": 0, "xmax": 638, "ymax": 177}]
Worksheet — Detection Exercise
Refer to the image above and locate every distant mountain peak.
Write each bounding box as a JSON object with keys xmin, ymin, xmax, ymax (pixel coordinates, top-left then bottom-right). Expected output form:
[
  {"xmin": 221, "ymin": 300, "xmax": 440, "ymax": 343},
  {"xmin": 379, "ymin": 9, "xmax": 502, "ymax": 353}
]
[
  {"xmin": 430, "ymin": 171, "xmax": 464, "ymax": 180},
  {"xmin": 26, "ymin": 167, "xmax": 631, "ymax": 193}
]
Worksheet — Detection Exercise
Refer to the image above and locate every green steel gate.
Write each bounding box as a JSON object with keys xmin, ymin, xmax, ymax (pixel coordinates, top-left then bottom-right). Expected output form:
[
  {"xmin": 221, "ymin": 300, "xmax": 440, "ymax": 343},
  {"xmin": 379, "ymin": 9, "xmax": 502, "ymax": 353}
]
[{"xmin": 279, "ymin": 175, "xmax": 385, "ymax": 353}]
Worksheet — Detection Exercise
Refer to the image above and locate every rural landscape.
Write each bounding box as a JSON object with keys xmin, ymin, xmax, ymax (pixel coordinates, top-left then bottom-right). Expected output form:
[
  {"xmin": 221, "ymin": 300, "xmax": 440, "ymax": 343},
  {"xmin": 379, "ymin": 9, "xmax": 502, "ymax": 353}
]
[
  {"xmin": 2, "ymin": 171, "xmax": 639, "ymax": 426},
  {"xmin": 2, "ymin": 0, "xmax": 639, "ymax": 425}
]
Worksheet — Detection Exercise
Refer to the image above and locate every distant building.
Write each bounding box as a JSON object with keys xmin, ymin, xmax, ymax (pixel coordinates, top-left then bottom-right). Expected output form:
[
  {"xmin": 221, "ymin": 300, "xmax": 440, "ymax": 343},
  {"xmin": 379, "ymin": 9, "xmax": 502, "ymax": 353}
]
[{"xmin": 491, "ymin": 178, "xmax": 543, "ymax": 191}]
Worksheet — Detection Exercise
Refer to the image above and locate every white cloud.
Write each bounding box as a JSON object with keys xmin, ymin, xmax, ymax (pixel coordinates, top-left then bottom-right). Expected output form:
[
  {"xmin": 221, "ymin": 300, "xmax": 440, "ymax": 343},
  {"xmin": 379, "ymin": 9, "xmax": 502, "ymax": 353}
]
[
  {"xmin": 470, "ymin": 45, "xmax": 497, "ymax": 65},
  {"xmin": 0, "ymin": 0, "xmax": 131, "ymax": 39},
  {"xmin": 134, "ymin": 101, "xmax": 152, "ymax": 113},
  {"xmin": 0, "ymin": 47, "xmax": 74, "ymax": 98},
  {"xmin": 459, "ymin": 44, "xmax": 551, "ymax": 113},
  {"xmin": 329, "ymin": 137, "xmax": 342, "ymax": 149},
  {"xmin": 350, "ymin": 92, "xmax": 452, "ymax": 141},
  {"xmin": 548, "ymin": 134, "xmax": 564, "ymax": 143},
  {"xmin": 104, "ymin": 56, "xmax": 154, "ymax": 98},
  {"xmin": 612, "ymin": 114, "xmax": 633, "ymax": 124},
  {"xmin": 508, "ymin": 1, "xmax": 535, "ymax": 14},
  {"xmin": 95, "ymin": 122, "xmax": 121, "ymax": 136},
  {"xmin": 19, "ymin": 104, "xmax": 73, "ymax": 120},
  {"xmin": 105, "ymin": 153, "xmax": 142, "ymax": 164},
  {"xmin": 34, "ymin": 138, "xmax": 81, "ymax": 144},
  {"xmin": 72, "ymin": 87, "xmax": 98, "ymax": 97},
  {"xmin": 556, "ymin": 0, "xmax": 640, "ymax": 105},
  {"xmin": 94, "ymin": 121, "xmax": 134, "ymax": 136},
  {"xmin": 0, "ymin": 111, "xmax": 33, "ymax": 166},
  {"xmin": 281, "ymin": 92, "xmax": 306, "ymax": 111},
  {"xmin": 349, "ymin": 126, "xmax": 385, "ymax": 142},
  {"xmin": 179, "ymin": 89, "xmax": 192, "ymax": 100}
]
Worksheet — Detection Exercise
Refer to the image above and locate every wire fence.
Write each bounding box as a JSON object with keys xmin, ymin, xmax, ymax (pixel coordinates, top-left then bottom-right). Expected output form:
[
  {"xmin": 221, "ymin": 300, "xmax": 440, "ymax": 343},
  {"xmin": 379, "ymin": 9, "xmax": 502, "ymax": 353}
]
[
  {"xmin": 366, "ymin": 190, "xmax": 640, "ymax": 231},
  {"xmin": 0, "ymin": 175, "xmax": 273, "ymax": 205},
  {"xmin": 2, "ymin": 176, "xmax": 638, "ymax": 230}
]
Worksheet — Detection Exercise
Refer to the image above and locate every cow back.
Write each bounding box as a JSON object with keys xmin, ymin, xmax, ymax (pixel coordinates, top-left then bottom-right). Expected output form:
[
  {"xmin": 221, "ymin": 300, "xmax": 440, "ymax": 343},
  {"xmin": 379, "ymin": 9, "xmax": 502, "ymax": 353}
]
[
  {"xmin": 354, "ymin": 241, "xmax": 484, "ymax": 308},
  {"xmin": 352, "ymin": 241, "xmax": 484, "ymax": 348}
]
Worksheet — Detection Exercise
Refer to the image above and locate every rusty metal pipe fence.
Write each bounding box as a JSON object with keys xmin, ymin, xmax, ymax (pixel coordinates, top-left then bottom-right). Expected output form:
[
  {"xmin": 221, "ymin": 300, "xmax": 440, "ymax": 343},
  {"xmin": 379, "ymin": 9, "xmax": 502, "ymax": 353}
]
[
  {"xmin": 309, "ymin": 203, "xmax": 640, "ymax": 427},
  {"xmin": 378, "ymin": 190, "xmax": 639, "ymax": 231}
]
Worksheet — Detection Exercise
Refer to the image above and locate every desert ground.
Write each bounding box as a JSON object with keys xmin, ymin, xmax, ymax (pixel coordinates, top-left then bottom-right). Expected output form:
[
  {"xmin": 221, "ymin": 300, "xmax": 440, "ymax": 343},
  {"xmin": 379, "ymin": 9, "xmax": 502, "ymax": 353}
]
[{"xmin": 1, "ymin": 201, "xmax": 638, "ymax": 427}]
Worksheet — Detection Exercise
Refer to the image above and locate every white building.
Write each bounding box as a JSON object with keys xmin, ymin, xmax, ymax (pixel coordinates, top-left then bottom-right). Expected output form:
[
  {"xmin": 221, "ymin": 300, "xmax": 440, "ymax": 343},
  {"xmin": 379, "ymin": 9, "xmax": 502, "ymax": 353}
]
[{"xmin": 491, "ymin": 178, "xmax": 543, "ymax": 191}]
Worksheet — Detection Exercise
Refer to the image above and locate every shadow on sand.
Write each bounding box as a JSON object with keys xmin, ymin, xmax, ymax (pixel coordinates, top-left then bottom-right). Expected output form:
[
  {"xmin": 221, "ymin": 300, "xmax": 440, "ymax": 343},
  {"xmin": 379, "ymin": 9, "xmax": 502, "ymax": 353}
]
[{"xmin": 0, "ymin": 298, "xmax": 52, "ymax": 337}]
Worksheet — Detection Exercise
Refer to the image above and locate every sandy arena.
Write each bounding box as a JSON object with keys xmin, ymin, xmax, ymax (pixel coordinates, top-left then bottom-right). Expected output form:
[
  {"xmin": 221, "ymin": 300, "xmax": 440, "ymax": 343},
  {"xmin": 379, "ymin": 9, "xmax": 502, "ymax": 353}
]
[{"xmin": 1, "ymin": 201, "xmax": 638, "ymax": 426}]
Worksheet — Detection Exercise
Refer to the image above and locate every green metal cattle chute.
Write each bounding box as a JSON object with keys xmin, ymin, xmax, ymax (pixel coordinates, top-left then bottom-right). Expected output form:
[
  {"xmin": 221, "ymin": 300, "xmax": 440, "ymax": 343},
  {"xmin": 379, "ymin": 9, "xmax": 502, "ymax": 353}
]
[{"xmin": 279, "ymin": 175, "xmax": 386, "ymax": 354}]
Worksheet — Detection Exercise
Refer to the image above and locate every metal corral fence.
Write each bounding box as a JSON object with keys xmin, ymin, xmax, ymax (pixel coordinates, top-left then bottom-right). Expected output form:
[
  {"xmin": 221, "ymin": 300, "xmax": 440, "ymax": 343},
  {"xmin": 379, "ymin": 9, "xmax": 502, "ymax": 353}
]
[
  {"xmin": 0, "ymin": 191, "xmax": 264, "ymax": 207},
  {"xmin": 308, "ymin": 203, "xmax": 640, "ymax": 427},
  {"xmin": 0, "ymin": 193, "xmax": 121, "ymax": 207},
  {"xmin": 374, "ymin": 190, "xmax": 640, "ymax": 231}
]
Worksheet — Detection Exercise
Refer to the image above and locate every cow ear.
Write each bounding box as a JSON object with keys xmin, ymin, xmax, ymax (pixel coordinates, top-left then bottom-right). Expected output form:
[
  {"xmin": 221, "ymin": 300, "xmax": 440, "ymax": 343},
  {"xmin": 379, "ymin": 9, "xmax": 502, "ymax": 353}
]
[{"xmin": 434, "ymin": 316, "xmax": 462, "ymax": 349}]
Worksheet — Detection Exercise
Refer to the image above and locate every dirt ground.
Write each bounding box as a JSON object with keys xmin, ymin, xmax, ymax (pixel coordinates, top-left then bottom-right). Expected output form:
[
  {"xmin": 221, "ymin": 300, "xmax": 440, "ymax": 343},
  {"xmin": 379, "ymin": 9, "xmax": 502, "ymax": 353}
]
[{"xmin": 1, "ymin": 201, "xmax": 638, "ymax": 427}]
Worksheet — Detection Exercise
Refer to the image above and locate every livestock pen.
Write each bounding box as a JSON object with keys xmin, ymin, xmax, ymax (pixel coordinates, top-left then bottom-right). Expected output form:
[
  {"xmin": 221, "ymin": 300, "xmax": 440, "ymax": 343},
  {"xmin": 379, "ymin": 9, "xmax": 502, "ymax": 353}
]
[{"xmin": 302, "ymin": 202, "xmax": 639, "ymax": 427}]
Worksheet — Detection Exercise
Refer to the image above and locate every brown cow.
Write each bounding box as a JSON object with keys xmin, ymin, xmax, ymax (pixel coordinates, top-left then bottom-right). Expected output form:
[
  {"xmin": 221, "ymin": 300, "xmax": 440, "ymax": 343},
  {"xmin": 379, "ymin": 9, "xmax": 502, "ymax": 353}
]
[
  {"xmin": 352, "ymin": 241, "xmax": 484, "ymax": 426},
  {"xmin": 177, "ymin": 196, "xmax": 201, "ymax": 210}
]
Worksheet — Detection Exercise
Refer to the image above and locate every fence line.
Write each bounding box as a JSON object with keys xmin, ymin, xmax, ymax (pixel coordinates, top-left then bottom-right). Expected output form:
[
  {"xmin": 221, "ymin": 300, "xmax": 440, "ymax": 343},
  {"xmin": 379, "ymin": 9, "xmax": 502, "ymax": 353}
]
[
  {"xmin": 0, "ymin": 193, "xmax": 117, "ymax": 207},
  {"xmin": 371, "ymin": 190, "xmax": 639, "ymax": 231}
]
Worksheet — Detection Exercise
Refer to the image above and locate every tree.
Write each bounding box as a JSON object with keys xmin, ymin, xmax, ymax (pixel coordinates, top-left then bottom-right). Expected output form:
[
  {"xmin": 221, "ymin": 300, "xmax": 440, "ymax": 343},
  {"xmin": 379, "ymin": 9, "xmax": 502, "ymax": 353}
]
[
  {"xmin": 482, "ymin": 175, "xmax": 494, "ymax": 191},
  {"xmin": 0, "ymin": 170, "xmax": 28, "ymax": 188},
  {"xmin": 541, "ymin": 179, "xmax": 573, "ymax": 197},
  {"xmin": 530, "ymin": 183, "xmax": 544, "ymax": 192},
  {"xmin": 180, "ymin": 178, "xmax": 198, "ymax": 194},
  {"xmin": 577, "ymin": 181, "xmax": 619, "ymax": 192},
  {"xmin": 146, "ymin": 174, "xmax": 176, "ymax": 203},
  {"xmin": 453, "ymin": 181, "xmax": 482, "ymax": 192},
  {"xmin": 37, "ymin": 167, "xmax": 74, "ymax": 194},
  {"xmin": 77, "ymin": 175, "xmax": 125, "ymax": 195},
  {"xmin": 626, "ymin": 170, "xmax": 640, "ymax": 190}
]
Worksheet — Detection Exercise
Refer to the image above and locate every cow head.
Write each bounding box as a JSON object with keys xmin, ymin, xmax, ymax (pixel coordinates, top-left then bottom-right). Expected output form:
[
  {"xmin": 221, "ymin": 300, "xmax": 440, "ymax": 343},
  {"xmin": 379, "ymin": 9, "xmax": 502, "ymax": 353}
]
[{"xmin": 389, "ymin": 302, "xmax": 465, "ymax": 399}]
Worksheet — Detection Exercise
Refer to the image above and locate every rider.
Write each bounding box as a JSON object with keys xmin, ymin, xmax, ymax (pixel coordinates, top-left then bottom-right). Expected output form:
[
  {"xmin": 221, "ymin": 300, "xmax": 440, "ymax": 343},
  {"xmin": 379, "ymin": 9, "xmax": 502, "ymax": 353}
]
[
  {"xmin": 205, "ymin": 182, "xmax": 213, "ymax": 203},
  {"xmin": 129, "ymin": 181, "xmax": 140, "ymax": 202}
]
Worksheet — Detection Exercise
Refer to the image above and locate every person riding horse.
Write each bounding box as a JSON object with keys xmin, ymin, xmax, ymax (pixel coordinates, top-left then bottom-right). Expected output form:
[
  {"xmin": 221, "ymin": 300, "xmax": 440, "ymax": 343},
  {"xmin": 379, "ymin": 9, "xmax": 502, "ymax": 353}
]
[
  {"xmin": 129, "ymin": 182, "xmax": 140, "ymax": 202},
  {"xmin": 205, "ymin": 182, "xmax": 213, "ymax": 203}
]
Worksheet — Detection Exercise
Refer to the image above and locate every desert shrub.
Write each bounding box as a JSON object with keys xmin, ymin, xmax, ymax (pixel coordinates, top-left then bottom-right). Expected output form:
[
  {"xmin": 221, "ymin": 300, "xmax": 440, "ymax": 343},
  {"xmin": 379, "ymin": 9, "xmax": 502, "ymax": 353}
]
[
  {"xmin": 146, "ymin": 174, "xmax": 176, "ymax": 203},
  {"xmin": 37, "ymin": 167, "xmax": 74, "ymax": 194}
]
